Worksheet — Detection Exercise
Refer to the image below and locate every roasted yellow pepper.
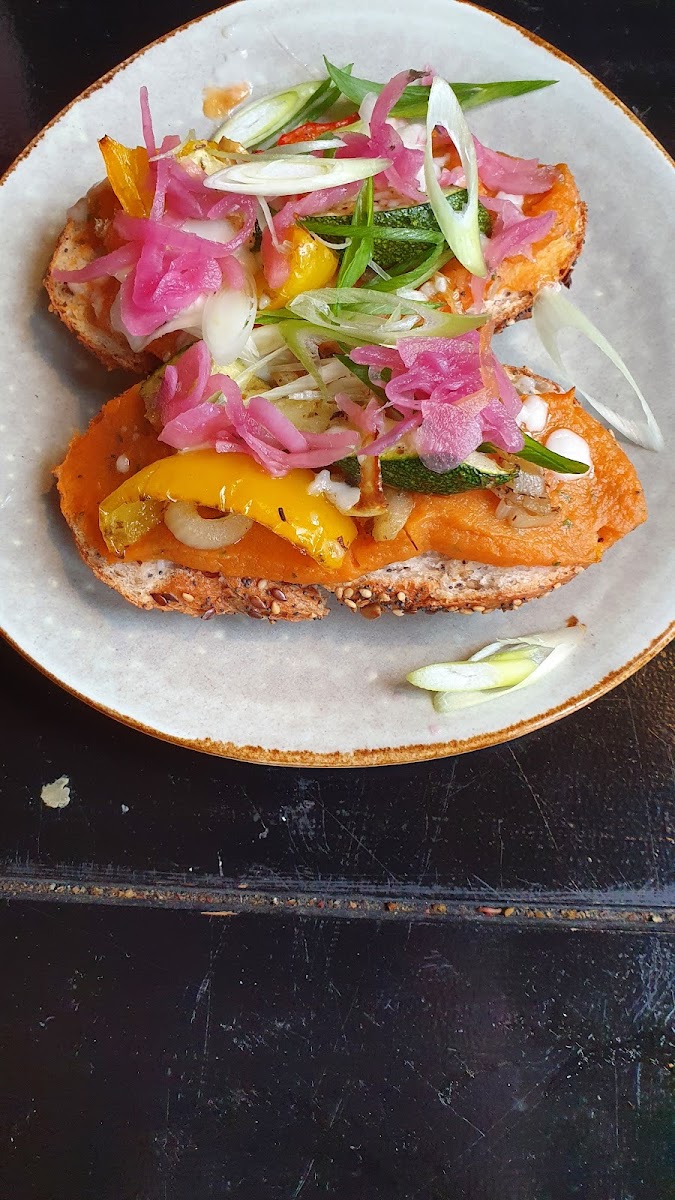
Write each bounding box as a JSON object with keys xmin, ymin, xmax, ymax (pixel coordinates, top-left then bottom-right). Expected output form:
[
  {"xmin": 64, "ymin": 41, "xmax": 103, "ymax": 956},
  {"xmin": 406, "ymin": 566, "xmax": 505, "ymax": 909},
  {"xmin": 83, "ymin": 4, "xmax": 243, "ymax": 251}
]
[
  {"xmin": 266, "ymin": 227, "xmax": 338, "ymax": 310},
  {"xmin": 98, "ymin": 136, "xmax": 154, "ymax": 217},
  {"xmin": 99, "ymin": 450, "xmax": 357, "ymax": 568}
]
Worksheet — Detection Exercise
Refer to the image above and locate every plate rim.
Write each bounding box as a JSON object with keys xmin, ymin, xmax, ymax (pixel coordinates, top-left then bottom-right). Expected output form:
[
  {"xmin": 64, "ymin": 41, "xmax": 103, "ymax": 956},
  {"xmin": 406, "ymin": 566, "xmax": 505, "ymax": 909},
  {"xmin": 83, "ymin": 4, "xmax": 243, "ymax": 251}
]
[
  {"xmin": 4, "ymin": 622, "xmax": 672, "ymax": 767},
  {"xmin": 1, "ymin": 0, "xmax": 673, "ymax": 767}
]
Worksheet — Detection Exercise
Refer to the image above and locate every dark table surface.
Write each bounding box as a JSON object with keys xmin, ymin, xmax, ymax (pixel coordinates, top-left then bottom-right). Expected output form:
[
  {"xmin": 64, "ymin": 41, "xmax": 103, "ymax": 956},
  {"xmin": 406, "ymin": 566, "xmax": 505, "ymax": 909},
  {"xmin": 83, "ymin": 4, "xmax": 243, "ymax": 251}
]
[{"xmin": 0, "ymin": 0, "xmax": 673, "ymax": 1195}]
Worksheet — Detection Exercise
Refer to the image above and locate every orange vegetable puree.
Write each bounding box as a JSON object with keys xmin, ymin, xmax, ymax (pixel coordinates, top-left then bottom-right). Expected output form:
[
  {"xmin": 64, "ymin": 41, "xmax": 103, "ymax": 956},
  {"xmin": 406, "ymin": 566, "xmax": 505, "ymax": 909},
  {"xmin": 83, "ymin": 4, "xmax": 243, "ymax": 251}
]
[
  {"xmin": 56, "ymin": 383, "xmax": 646, "ymax": 585},
  {"xmin": 442, "ymin": 164, "xmax": 585, "ymax": 309}
]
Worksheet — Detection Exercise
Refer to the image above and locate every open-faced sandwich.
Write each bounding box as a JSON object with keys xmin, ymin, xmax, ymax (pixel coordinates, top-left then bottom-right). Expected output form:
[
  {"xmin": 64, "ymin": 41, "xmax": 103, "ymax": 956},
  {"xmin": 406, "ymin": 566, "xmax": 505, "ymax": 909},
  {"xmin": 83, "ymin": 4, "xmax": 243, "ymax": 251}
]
[{"xmin": 49, "ymin": 67, "xmax": 651, "ymax": 622}]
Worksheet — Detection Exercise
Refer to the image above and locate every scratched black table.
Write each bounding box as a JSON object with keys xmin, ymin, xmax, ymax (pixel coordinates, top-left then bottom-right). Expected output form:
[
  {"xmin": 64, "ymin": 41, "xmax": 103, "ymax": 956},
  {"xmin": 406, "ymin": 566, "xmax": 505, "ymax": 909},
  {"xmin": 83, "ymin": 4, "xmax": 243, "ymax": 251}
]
[{"xmin": 0, "ymin": 1, "xmax": 674, "ymax": 1197}]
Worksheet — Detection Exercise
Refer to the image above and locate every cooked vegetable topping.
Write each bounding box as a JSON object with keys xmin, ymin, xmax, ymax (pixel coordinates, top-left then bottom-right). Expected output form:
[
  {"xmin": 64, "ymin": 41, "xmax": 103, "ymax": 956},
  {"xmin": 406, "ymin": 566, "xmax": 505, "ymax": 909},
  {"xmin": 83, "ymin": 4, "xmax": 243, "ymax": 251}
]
[{"xmin": 407, "ymin": 625, "xmax": 585, "ymax": 711}]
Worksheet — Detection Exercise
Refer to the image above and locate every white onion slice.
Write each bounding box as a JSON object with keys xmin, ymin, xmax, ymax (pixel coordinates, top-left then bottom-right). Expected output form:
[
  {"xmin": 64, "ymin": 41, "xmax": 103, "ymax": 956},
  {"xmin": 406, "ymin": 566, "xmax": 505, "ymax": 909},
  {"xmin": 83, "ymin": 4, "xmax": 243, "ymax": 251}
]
[
  {"xmin": 201, "ymin": 277, "xmax": 257, "ymax": 365},
  {"xmin": 407, "ymin": 624, "xmax": 585, "ymax": 712},
  {"xmin": 423, "ymin": 77, "xmax": 486, "ymax": 277},
  {"xmin": 204, "ymin": 155, "xmax": 392, "ymax": 197},
  {"xmin": 533, "ymin": 284, "xmax": 663, "ymax": 452},
  {"xmin": 214, "ymin": 81, "xmax": 320, "ymax": 147},
  {"xmin": 164, "ymin": 502, "xmax": 252, "ymax": 549},
  {"xmin": 372, "ymin": 490, "xmax": 414, "ymax": 541}
]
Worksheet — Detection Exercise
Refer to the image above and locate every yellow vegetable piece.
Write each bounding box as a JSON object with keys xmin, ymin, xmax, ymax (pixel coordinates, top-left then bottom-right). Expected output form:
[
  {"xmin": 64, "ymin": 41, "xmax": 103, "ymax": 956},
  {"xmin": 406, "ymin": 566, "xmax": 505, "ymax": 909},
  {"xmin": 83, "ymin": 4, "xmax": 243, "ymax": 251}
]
[
  {"xmin": 99, "ymin": 450, "xmax": 357, "ymax": 569},
  {"xmin": 98, "ymin": 136, "xmax": 154, "ymax": 217},
  {"xmin": 266, "ymin": 228, "xmax": 338, "ymax": 310}
]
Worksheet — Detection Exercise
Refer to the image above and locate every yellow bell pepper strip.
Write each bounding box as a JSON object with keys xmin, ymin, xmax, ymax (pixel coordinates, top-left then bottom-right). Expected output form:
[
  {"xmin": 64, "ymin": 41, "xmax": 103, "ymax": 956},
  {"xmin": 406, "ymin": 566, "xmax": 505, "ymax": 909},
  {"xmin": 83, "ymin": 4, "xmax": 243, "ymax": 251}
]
[
  {"xmin": 99, "ymin": 450, "xmax": 357, "ymax": 568},
  {"xmin": 266, "ymin": 227, "xmax": 338, "ymax": 310},
  {"xmin": 98, "ymin": 136, "xmax": 154, "ymax": 217}
]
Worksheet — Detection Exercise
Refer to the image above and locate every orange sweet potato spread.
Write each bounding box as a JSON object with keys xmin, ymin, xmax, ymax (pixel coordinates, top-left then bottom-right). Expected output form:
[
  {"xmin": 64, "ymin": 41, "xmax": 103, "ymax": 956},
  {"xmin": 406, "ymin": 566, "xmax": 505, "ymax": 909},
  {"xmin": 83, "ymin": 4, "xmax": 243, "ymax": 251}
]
[
  {"xmin": 56, "ymin": 383, "xmax": 646, "ymax": 585},
  {"xmin": 441, "ymin": 164, "xmax": 585, "ymax": 309}
]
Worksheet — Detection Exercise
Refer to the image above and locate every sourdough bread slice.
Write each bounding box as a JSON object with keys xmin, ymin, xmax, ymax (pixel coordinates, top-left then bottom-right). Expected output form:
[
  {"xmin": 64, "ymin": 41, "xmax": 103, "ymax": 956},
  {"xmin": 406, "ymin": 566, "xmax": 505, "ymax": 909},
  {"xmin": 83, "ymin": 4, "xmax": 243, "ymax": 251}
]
[{"xmin": 45, "ymin": 173, "xmax": 587, "ymax": 374}]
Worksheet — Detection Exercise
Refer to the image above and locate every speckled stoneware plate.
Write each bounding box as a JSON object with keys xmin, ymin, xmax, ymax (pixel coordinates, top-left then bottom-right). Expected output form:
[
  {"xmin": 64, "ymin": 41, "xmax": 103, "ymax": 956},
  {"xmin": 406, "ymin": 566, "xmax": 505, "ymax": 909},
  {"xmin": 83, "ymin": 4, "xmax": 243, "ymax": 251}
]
[{"xmin": 0, "ymin": 0, "xmax": 673, "ymax": 765}]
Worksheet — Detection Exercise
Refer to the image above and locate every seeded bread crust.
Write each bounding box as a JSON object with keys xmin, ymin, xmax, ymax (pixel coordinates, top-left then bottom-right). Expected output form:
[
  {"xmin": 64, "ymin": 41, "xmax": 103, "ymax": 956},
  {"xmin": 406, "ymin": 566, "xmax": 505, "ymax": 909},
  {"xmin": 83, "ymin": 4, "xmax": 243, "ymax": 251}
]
[{"xmin": 45, "ymin": 211, "xmax": 156, "ymax": 375}]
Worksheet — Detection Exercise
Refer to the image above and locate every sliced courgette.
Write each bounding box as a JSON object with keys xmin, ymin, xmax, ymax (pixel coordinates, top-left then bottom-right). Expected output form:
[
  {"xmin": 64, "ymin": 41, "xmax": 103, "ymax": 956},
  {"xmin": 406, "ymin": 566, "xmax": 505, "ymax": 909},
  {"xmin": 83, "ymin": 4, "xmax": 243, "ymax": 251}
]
[
  {"xmin": 304, "ymin": 192, "xmax": 492, "ymax": 272},
  {"xmin": 336, "ymin": 448, "xmax": 513, "ymax": 495}
]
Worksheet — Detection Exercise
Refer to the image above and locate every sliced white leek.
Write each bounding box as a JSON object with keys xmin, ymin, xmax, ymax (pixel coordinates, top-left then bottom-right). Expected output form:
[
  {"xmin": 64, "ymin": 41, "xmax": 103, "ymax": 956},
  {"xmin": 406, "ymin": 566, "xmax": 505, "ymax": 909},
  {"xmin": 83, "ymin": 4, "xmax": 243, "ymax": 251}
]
[
  {"xmin": 201, "ymin": 276, "xmax": 257, "ymax": 365},
  {"xmin": 213, "ymin": 82, "xmax": 320, "ymax": 148},
  {"xmin": 532, "ymin": 285, "xmax": 663, "ymax": 452},
  {"xmin": 424, "ymin": 76, "xmax": 486, "ymax": 277},
  {"xmin": 204, "ymin": 155, "xmax": 391, "ymax": 197},
  {"xmin": 407, "ymin": 624, "xmax": 585, "ymax": 712},
  {"xmin": 165, "ymin": 502, "xmax": 252, "ymax": 550},
  {"xmin": 288, "ymin": 287, "xmax": 485, "ymax": 344}
]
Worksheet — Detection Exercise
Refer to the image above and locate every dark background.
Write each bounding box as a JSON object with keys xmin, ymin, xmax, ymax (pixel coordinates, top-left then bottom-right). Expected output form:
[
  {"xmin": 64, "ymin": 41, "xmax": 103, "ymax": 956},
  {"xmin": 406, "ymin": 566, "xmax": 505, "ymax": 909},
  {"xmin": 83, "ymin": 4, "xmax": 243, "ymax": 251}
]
[{"xmin": 0, "ymin": 1, "xmax": 673, "ymax": 1196}]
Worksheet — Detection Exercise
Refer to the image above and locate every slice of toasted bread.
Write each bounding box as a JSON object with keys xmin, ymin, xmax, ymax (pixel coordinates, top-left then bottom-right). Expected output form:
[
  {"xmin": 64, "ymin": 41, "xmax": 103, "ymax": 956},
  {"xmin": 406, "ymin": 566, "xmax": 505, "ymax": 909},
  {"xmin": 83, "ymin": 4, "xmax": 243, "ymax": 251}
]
[
  {"xmin": 45, "ymin": 209, "xmax": 156, "ymax": 375},
  {"xmin": 45, "ymin": 163, "xmax": 587, "ymax": 375},
  {"xmin": 57, "ymin": 366, "xmax": 590, "ymax": 622}
]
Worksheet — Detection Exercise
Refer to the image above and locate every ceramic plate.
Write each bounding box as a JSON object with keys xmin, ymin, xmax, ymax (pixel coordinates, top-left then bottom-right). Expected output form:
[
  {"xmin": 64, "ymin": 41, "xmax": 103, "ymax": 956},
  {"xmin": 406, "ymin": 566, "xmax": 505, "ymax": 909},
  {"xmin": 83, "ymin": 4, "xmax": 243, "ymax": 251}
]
[{"xmin": 0, "ymin": 0, "xmax": 673, "ymax": 765}]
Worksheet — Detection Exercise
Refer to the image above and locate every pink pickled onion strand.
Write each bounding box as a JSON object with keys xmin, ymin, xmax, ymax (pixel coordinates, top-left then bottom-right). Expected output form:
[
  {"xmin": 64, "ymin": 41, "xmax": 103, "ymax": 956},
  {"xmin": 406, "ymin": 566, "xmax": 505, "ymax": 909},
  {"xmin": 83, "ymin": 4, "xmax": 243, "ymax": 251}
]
[
  {"xmin": 470, "ymin": 275, "xmax": 488, "ymax": 312},
  {"xmin": 336, "ymin": 71, "xmax": 425, "ymax": 204},
  {"xmin": 116, "ymin": 212, "xmax": 247, "ymax": 258},
  {"xmin": 370, "ymin": 69, "xmax": 412, "ymax": 133},
  {"xmin": 139, "ymin": 86, "xmax": 156, "ymax": 157},
  {"xmin": 333, "ymin": 393, "xmax": 380, "ymax": 434},
  {"xmin": 52, "ymin": 241, "xmax": 138, "ymax": 283},
  {"xmin": 246, "ymin": 395, "xmax": 309, "ymax": 453},
  {"xmin": 485, "ymin": 211, "xmax": 555, "ymax": 273},
  {"xmin": 220, "ymin": 255, "xmax": 247, "ymax": 290},
  {"xmin": 150, "ymin": 155, "xmax": 170, "ymax": 221},
  {"xmin": 157, "ymin": 341, "xmax": 359, "ymax": 474},
  {"xmin": 474, "ymin": 136, "xmax": 555, "ymax": 194},
  {"xmin": 262, "ymin": 183, "xmax": 361, "ymax": 290},
  {"xmin": 353, "ymin": 330, "xmax": 523, "ymax": 467},
  {"xmin": 358, "ymin": 413, "xmax": 422, "ymax": 457},
  {"xmin": 160, "ymin": 401, "xmax": 235, "ymax": 449},
  {"xmin": 121, "ymin": 250, "xmax": 222, "ymax": 336},
  {"xmin": 158, "ymin": 341, "xmax": 213, "ymax": 424}
]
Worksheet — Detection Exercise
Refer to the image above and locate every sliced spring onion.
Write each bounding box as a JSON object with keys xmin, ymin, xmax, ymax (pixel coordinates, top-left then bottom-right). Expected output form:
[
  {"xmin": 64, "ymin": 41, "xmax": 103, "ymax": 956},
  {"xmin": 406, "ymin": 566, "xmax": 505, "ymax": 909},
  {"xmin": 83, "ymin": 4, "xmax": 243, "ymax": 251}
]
[
  {"xmin": 324, "ymin": 59, "xmax": 555, "ymax": 118},
  {"xmin": 204, "ymin": 154, "xmax": 391, "ymax": 197},
  {"xmin": 532, "ymin": 285, "xmax": 663, "ymax": 452},
  {"xmin": 301, "ymin": 219, "xmax": 445, "ymax": 245},
  {"xmin": 288, "ymin": 286, "xmax": 486, "ymax": 343},
  {"xmin": 277, "ymin": 320, "xmax": 340, "ymax": 397},
  {"xmin": 424, "ymin": 77, "xmax": 486, "ymax": 277},
  {"xmin": 369, "ymin": 246, "xmax": 455, "ymax": 293},
  {"xmin": 407, "ymin": 624, "xmax": 585, "ymax": 712},
  {"xmin": 213, "ymin": 81, "xmax": 323, "ymax": 149},
  {"xmin": 479, "ymin": 432, "xmax": 589, "ymax": 474},
  {"xmin": 337, "ymin": 177, "xmax": 374, "ymax": 290},
  {"xmin": 335, "ymin": 353, "xmax": 388, "ymax": 403},
  {"xmin": 201, "ymin": 277, "xmax": 257, "ymax": 365}
]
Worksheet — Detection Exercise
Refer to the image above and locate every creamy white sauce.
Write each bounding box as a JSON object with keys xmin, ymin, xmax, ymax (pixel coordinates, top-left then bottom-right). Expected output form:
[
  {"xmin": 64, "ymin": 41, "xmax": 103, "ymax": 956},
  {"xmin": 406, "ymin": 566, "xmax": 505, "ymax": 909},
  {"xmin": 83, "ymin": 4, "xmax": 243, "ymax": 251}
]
[
  {"xmin": 308, "ymin": 470, "xmax": 360, "ymax": 513},
  {"xmin": 545, "ymin": 428, "xmax": 593, "ymax": 478},
  {"xmin": 516, "ymin": 394, "xmax": 549, "ymax": 434}
]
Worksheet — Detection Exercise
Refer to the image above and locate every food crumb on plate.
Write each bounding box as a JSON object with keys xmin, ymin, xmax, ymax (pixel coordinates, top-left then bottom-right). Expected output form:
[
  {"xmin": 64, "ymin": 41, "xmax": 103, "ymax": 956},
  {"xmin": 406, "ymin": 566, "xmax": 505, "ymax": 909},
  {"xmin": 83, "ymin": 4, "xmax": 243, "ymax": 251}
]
[{"xmin": 40, "ymin": 775, "xmax": 71, "ymax": 809}]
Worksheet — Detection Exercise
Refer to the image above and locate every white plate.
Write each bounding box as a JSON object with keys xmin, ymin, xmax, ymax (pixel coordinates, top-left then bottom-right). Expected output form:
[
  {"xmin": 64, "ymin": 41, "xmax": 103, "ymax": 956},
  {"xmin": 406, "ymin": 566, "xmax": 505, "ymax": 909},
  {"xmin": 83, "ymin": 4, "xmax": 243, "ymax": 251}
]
[{"xmin": 0, "ymin": 0, "xmax": 673, "ymax": 765}]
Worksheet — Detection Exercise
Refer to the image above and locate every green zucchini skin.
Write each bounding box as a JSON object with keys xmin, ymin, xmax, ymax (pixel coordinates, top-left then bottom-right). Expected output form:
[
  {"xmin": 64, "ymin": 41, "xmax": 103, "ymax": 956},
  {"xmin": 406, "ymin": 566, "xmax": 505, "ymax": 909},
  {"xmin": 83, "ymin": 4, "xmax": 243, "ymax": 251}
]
[
  {"xmin": 313, "ymin": 192, "xmax": 492, "ymax": 271},
  {"xmin": 336, "ymin": 450, "xmax": 513, "ymax": 496}
]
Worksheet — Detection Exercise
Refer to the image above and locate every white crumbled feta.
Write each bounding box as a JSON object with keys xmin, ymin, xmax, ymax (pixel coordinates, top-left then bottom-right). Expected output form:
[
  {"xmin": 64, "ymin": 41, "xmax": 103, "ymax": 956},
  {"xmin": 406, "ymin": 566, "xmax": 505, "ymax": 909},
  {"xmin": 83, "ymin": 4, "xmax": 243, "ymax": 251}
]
[{"xmin": 308, "ymin": 470, "xmax": 360, "ymax": 513}]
